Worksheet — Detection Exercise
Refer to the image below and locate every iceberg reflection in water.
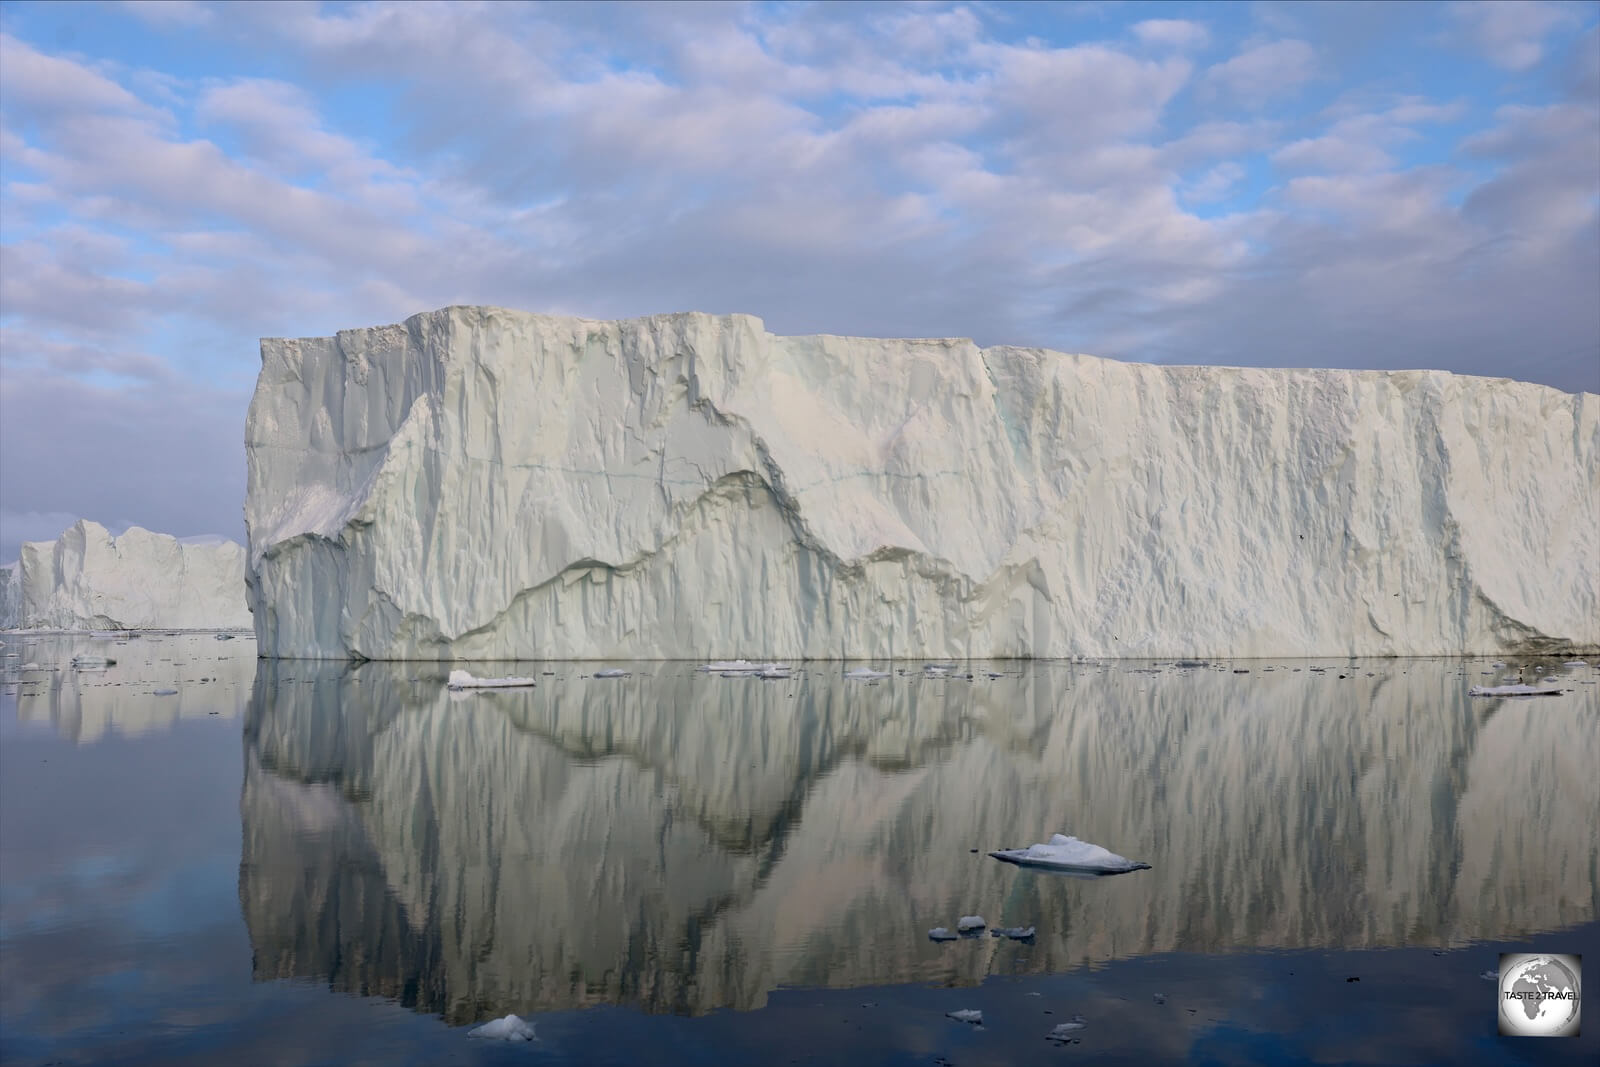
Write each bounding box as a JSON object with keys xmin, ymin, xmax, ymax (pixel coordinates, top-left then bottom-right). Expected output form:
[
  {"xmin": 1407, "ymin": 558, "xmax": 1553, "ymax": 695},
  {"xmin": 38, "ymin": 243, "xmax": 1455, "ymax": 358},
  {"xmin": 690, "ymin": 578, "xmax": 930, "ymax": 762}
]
[{"xmin": 239, "ymin": 659, "xmax": 1600, "ymax": 1025}]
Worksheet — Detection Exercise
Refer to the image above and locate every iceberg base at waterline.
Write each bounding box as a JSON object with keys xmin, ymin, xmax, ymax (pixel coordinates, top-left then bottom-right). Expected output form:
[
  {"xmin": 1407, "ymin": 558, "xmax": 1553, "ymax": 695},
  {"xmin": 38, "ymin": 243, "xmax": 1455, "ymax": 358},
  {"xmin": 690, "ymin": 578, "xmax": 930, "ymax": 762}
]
[{"xmin": 989, "ymin": 834, "xmax": 1152, "ymax": 875}]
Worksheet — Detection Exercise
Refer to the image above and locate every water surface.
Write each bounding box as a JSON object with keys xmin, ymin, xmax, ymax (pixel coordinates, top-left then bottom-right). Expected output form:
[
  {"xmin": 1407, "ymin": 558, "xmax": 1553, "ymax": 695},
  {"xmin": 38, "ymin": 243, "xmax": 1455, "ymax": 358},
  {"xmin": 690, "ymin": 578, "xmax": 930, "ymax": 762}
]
[{"xmin": 2, "ymin": 638, "xmax": 1596, "ymax": 1064}]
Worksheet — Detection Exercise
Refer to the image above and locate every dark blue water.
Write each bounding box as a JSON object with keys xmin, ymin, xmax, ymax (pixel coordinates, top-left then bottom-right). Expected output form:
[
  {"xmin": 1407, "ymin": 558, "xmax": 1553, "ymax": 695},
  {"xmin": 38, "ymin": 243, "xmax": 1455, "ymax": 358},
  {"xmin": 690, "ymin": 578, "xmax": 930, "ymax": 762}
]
[{"xmin": 2, "ymin": 635, "xmax": 1595, "ymax": 1065}]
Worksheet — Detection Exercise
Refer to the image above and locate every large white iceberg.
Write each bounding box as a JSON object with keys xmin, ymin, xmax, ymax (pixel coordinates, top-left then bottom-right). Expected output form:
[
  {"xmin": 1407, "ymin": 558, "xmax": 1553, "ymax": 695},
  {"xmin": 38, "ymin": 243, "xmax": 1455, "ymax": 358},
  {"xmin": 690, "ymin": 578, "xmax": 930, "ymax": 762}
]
[
  {"xmin": 989, "ymin": 834, "xmax": 1152, "ymax": 874},
  {"xmin": 243, "ymin": 307, "xmax": 1600, "ymax": 660},
  {"xmin": 4, "ymin": 521, "xmax": 250, "ymax": 631}
]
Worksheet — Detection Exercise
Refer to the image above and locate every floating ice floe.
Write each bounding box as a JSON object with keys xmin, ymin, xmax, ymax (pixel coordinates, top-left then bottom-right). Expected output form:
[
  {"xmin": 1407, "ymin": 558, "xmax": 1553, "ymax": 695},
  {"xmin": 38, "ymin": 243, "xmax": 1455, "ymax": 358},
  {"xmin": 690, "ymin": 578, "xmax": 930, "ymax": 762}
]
[
  {"xmin": 468, "ymin": 1014, "xmax": 536, "ymax": 1041},
  {"xmin": 991, "ymin": 926, "xmax": 1035, "ymax": 940},
  {"xmin": 1491, "ymin": 661, "xmax": 1507, "ymax": 668},
  {"xmin": 1048, "ymin": 1017, "xmax": 1088, "ymax": 1042},
  {"xmin": 957, "ymin": 915, "xmax": 986, "ymax": 933},
  {"xmin": 947, "ymin": 1009, "xmax": 983, "ymax": 1025},
  {"xmin": 447, "ymin": 669, "xmax": 536, "ymax": 690},
  {"xmin": 989, "ymin": 834, "xmax": 1151, "ymax": 875},
  {"xmin": 1563, "ymin": 659, "xmax": 1588, "ymax": 666},
  {"xmin": 845, "ymin": 667, "xmax": 889, "ymax": 680},
  {"xmin": 1467, "ymin": 683, "xmax": 1564, "ymax": 697},
  {"xmin": 923, "ymin": 663, "xmax": 957, "ymax": 676},
  {"xmin": 1480, "ymin": 969, "xmax": 1498, "ymax": 982},
  {"xmin": 1153, "ymin": 993, "xmax": 1166, "ymax": 1005},
  {"xmin": 19, "ymin": 662, "xmax": 41, "ymax": 670},
  {"xmin": 215, "ymin": 633, "xmax": 235, "ymax": 641},
  {"xmin": 591, "ymin": 668, "xmax": 630, "ymax": 678},
  {"xmin": 70, "ymin": 654, "xmax": 116, "ymax": 670},
  {"xmin": 928, "ymin": 927, "xmax": 959, "ymax": 942},
  {"xmin": 153, "ymin": 688, "xmax": 178, "ymax": 696},
  {"xmin": 698, "ymin": 660, "xmax": 789, "ymax": 675}
]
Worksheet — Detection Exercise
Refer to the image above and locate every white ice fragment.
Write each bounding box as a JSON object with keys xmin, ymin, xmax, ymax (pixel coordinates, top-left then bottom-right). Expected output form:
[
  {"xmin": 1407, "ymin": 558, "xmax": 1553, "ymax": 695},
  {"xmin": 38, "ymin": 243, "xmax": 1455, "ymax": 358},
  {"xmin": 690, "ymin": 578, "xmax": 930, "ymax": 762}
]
[
  {"xmin": 1468, "ymin": 683, "xmax": 1563, "ymax": 697},
  {"xmin": 1049, "ymin": 1018, "xmax": 1088, "ymax": 1041},
  {"xmin": 1153, "ymin": 993, "xmax": 1166, "ymax": 1004},
  {"xmin": 700, "ymin": 660, "xmax": 792, "ymax": 676},
  {"xmin": 447, "ymin": 669, "xmax": 536, "ymax": 690},
  {"xmin": 991, "ymin": 926, "xmax": 1035, "ymax": 940},
  {"xmin": 1481, "ymin": 969, "xmax": 1498, "ymax": 981},
  {"xmin": 20, "ymin": 662, "xmax": 41, "ymax": 670},
  {"xmin": 215, "ymin": 633, "xmax": 235, "ymax": 641},
  {"xmin": 1491, "ymin": 661, "xmax": 1507, "ymax": 668},
  {"xmin": 1564, "ymin": 659, "xmax": 1588, "ymax": 666},
  {"xmin": 845, "ymin": 667, "xmax": 889, "ymax": 680},
  {"xmin": 947, "ymin": 1009, "xmax": 983, "ymax": 1025},
  {"xmin": 592, "ymin": 668, "xmax": 630, "ymax": 678},
  {"xmin": 989, "ymin": 833, "xmax": 1151, "ymax": 874},
  {"xmin": 70, "ymin": 654, "xmax": 115, "ymax": 670},
  {"xmin": 468, "ymin": 1014, "xmax": 536, "ymax": 1041},
  {"xmin": 957, "ymin": 915, "xmax": 986, "ymax": 932},
  {"xmin": 153, "ymin": 688, "xmax": 179, "ymax": 696},
  {"xmin": 928, "ymin": 927, "xmax": 958, "ymax": 942}
]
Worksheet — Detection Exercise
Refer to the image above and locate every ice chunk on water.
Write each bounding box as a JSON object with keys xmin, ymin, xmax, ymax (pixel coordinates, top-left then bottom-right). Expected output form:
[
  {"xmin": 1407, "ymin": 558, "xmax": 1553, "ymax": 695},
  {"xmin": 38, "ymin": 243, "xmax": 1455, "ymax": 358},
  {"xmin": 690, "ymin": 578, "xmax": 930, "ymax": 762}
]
[
  {"xmin": 592, "ymin": 668, "xmax": 630, "ymax": 678},
  {"xmin": 1048, "ymin": 1018, "xmax": 1088, "ymax": 1042},
  {"xmin": 153, "ymin": 688, "xmax": 178, "ymax": 696},
  {"xmin": 1468, "ymin": 683, "xmax": 1563, "ymax": 697},
  {"xmin": 928, "ymin": 927, "xmax": 958, "ymax": 942},
  {"xmin": 947, "ymin": 1009, "xmax": 983, "ymax": 1025},
  {"xmin": 845, "ymin": 667, "xmax": 889, "ymax": 680},
  {"xmin": 957, "ymin": 915, "xmax": 986, "ymax": 932},
  {"xmin": 989, "ymin": 833, "xmax": 1151, "ymax": 874},
  {"xmin": 70, "ymin": 654, "xmax": 116, "ymax": 670},
  {"xmin": 447, "ymin": 669, "xmax": 536, "ymax": 690},
  {"xmin": 991, "ymin": 926, "xmax": 1035, "ymax": 940},
  {"xmin": 468, "ymin": 1014, "xmax": 536, "ymax": 1041},
  {"xmin": 698, "ymin": 660, "xmax": 790, "ymax": 675},
  {"xmin": 1564, "ymin": 659, "xmax": 1588, "ymax": 666}
]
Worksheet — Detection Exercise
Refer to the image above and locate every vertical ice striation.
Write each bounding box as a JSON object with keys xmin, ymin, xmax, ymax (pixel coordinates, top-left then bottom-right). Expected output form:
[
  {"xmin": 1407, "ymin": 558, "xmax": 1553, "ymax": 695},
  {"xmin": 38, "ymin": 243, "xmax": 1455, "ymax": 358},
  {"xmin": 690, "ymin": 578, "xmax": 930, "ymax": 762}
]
[
  {"xmin": 244, "ymin": 306, "xmax": 1599, "ymax": 660},
  {"xmin": 10, "ymin": 520, "xmax": 251, "ymax": 630}
]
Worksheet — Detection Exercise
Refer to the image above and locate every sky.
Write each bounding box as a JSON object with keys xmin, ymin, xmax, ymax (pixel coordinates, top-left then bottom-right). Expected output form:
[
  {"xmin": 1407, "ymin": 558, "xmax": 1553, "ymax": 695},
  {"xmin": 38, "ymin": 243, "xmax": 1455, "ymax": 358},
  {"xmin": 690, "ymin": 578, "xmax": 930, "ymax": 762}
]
[{"xmin": 0, "ymin": 0, "xmax": 1597, "ymax": 560}]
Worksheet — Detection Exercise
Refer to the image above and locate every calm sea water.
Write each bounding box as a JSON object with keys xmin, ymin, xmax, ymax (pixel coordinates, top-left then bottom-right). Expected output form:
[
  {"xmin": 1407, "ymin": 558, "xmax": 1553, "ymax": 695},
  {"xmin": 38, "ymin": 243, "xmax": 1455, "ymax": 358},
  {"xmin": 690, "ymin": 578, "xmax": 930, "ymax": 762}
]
[{"xmin": 1, "ymin": 634, "xmax": 1596, "ymax": 1066}]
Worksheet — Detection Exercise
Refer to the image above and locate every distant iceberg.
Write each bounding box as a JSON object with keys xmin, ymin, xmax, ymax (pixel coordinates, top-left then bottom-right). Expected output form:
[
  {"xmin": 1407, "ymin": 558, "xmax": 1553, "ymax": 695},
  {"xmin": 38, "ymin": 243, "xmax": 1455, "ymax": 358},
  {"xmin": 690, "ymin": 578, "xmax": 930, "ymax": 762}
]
[
  {"xmin": 989, "ymin": 833, "xmax": 1151, "ymax": 875},
  {"xmin": 698, "ymin": 660, "xmax": 791, "ymax": 676},
  {"xmin": 845, "ymin": 667, "xmax": 889, "ymax": 680},
  {"xmin": 591, "ymin": 668, "xmax": 630, "ymax": 678},
  {"xmin": 1468, "ymin": 683, "xmax": 1564, "ymax": 697},
  {"xmin": 468, "ymin": 1013, "xmax": 536, "ymax": 1041},
  {"xmin": 447, "ymin": 669, "xmax": 536, "ymax": 690}
]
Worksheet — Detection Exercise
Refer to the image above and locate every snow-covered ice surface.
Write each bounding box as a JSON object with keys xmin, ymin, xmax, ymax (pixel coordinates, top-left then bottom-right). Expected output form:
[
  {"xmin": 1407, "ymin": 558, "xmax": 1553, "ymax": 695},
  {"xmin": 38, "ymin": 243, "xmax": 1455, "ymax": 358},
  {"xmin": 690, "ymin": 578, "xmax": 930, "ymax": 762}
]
[
  {"xmin": 989, "ymin": 834, "xmax": 1152, "ymax": 874},
  {"xmin": 446, "ymin": 670, "xmax": 536, "ymax": 690},
  {"xmin": 957, "ymin": 915, "xmax": 986, "ymax": 932},
  {"xmin": 946, "ymin": 1009, "xmax": 982, "ymax": 1025},
  {"xmin": 927, "ymin": 927, "xmax": 958, "ymax": 942},
  {"xmin": 6, "ymin": 521, "xmax": 250, "ymax": 631},
  {"xmin": 243, "ymin": 307, "xmax": 1599, "ymax": 661},
  {"xmin": 1468, "ymin": 683, "xmax": 1565, "ymax": 697},
  {"xmin": 467, "ymin": 1014, "xmax": 536, "ymax": 1041}
]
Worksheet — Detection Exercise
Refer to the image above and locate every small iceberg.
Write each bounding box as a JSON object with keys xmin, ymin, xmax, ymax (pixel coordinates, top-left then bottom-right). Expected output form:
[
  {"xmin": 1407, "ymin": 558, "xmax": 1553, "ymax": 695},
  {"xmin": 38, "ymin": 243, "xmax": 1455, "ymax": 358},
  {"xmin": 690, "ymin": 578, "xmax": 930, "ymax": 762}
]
[
  {"xmin": 153, "ymin": 688, "xmax": 178, "ymax": 696},
  {"xmin": 989, "ymin": 833, "xmax": 1151, "ymax": 875},
  {"xmin": 70, "ymin": 654, "xmax": 116, "ymax": 670},
  {"xmin": 447, "ymin": 669, "xmax": 536, "ymax": 690},
  {"xmin": 947, "ymin": 1009, "xmax": 983, "ymax": 1025},
  {"xmin": 991, "ymin": 926, "xmax": 1035, "ymax": 940},
  {"xmin": 214, "ymin": 633, "xmax": 235, "ymax": 641},
  {"xmin": 845, "ymin": 667, "xmax": 889, "ymax": 680},
  {"xmin": 1048, "ymin": 1017, "xmax": 1088, "ymax": 1042},
  {"xmin": 1468, "ymin": 683, "xmax": 1563, "ymax": 697},
  {"xmin": 928, "ymin": 927, "xmax": 959, "ymax": 942},
  {"xmin": 957, "ymin": 915, "xmax": 986, "ymax": 933},
  {"xmin": 923, "ymin": 663, "xmax": 957, "ymax": 676},
  {"xmin": 698, "ymin": 660, "xmax": 790, "ymax": 675},
  {"xmin": 1564, "ymin": 659, "xmax": 1588, "ymax": 667},
  {"xmin": 592, "ymin": 668, "xmax": 630, "ymax": 678},
  {"xmin": 468, "ymin": 1014, "xmax": 536, "ymax": 1041}
]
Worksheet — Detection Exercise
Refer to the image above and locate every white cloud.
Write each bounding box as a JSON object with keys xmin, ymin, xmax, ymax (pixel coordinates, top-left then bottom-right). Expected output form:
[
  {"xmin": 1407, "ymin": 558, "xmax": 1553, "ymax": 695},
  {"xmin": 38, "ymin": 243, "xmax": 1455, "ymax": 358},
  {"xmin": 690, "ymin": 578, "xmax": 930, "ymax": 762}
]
[
  {"xmin": 1202, "ymin": 39, "xmax": 1318, "ymax": 104},
  {"xmin": 1449, "ymin": 0, "xmax": 1582, "ymax": 71},
  {"xmin": 1133, "ymin": 19, "xmax": 1211, "ymax": 52}
]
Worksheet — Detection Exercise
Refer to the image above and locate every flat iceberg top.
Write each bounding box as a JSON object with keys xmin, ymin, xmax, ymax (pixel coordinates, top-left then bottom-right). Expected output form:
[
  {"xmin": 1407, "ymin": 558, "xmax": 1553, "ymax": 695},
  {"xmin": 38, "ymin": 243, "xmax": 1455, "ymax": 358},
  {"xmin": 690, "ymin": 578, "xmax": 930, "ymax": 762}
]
[
  {"xmin": 447, "ymin": 669, "xmax": 536, "ymax": 690},
  {"xmin": 989, "ymin": 833, "xmax": 1151, "ymax": 874},
  {"xmin": 1468, "ymin": 682, "xmax": 1565, "ymax": 697}
]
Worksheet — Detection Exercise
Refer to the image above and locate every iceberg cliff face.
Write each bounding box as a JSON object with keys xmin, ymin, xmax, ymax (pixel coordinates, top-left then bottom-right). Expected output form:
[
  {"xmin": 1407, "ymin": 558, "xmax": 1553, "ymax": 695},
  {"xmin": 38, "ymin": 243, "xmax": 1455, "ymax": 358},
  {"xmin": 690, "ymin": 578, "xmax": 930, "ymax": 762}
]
[
  {"xmin": 0, "ymin": 562, "xmax": 18, "ymax": 630},
  {"xmin": 11, "ymin": 520, "xmax": 251, "ymax": 631},
  {"xmin": 245, "ymin": 307, "xmax": 1599, "ymax": 660}
]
